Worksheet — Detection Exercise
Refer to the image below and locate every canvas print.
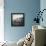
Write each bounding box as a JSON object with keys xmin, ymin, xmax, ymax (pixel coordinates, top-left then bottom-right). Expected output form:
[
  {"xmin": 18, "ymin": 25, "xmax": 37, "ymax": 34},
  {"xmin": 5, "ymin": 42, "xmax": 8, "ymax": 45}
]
[{"xmin": 11, "ymin": 13, "xmax": 24, "ymax": 26}]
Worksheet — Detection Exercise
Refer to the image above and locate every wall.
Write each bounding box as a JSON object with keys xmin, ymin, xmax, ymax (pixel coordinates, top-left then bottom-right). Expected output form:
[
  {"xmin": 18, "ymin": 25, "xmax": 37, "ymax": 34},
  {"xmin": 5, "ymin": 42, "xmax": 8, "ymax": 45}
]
[
  {"xmin": 40, "ymin": 0, "xmax": 46, "ymax": 27},
  {"xmin": 4, "ymin": 0, "xmax": 40, "ymax": 42},
  {"xmin": 0, "ymin": 0, "xmax": 4, "ymax": 42}
]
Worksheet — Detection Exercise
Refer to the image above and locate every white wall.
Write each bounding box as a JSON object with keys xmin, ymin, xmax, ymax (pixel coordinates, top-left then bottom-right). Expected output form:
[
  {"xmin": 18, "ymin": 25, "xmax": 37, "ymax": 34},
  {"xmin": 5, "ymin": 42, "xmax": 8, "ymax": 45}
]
[
  {"xmin": 40, "ymin": 0, "xmax": 46, "ymax": 27},
  {"xmin": 0, "ymin": 0, "xmax": 4, "ymax": 42}
]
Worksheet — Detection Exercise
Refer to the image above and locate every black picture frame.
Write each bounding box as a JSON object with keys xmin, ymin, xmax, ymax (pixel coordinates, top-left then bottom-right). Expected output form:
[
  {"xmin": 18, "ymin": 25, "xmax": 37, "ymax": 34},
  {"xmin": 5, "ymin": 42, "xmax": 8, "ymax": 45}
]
[{"xmin": 11, "ymin": 13, "xmax": 25, "ymax": 26}]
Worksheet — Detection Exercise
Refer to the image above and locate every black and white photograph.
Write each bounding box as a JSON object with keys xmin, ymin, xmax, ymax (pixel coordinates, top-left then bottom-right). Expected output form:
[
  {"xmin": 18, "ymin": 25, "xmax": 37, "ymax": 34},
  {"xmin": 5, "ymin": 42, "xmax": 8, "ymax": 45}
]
[{"xmin": 11, "ymin": 13, "xmax": 24, "ymax": 26}]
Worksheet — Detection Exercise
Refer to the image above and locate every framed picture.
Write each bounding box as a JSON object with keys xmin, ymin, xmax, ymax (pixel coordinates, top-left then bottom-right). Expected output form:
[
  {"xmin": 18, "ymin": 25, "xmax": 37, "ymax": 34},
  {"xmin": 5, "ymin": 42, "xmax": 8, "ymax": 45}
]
[{"xmin": 11, "ymin": 13, "xmax": 25, "ymax": 26}]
